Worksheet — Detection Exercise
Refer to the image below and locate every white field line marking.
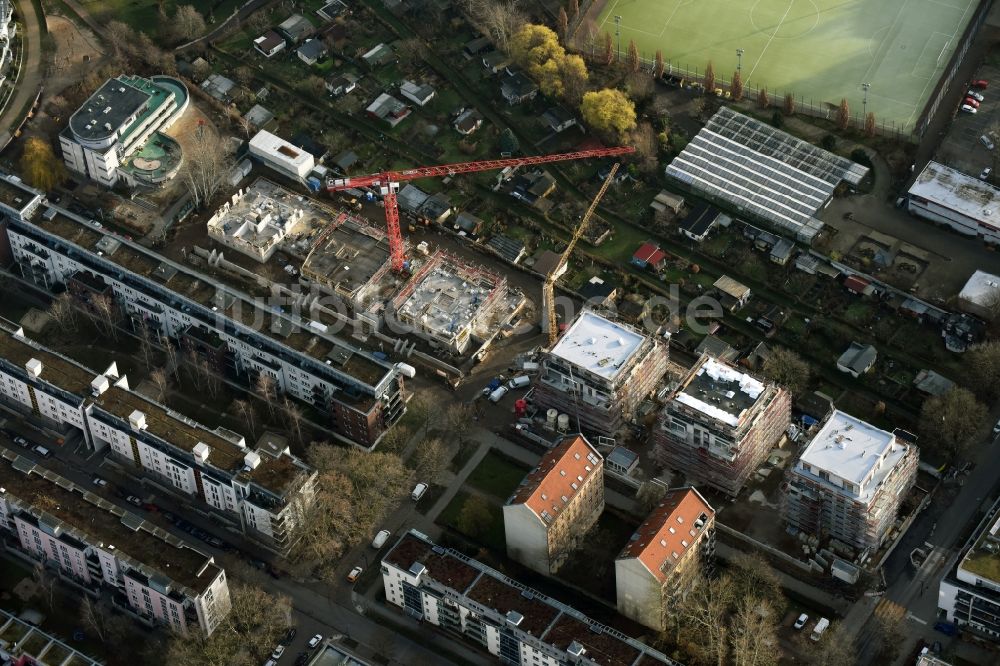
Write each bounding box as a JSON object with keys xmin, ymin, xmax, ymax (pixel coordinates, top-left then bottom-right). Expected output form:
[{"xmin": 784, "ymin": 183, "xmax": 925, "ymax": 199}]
[{"xmin": 745, "ymin": 0, "xmax": 795, "ymax": 84}]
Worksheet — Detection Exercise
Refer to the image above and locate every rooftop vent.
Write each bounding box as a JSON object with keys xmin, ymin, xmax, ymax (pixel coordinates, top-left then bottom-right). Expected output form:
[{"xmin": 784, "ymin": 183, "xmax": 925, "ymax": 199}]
[
  {"xmin": 244, "ymin": 451, "xmax": 262, "ymax": 470},
  {"xmin": 25, "ymin": 358, "xmax": 42, "ymax": 379},
  {"xmin": 505, "ymin": 611, "xmax": 524, "ymax": 627},
  {"xmin": 90, "ymin": 375, "xmax": 110, "ymax": 396},
  {"xmin": 566, "ymin": 641, "xmax": 586, "ymax": 658},
  {"xmin": 128, "ymin": 410, "xmax": 146, "ymax": 430},
  {"xmin": 192, "ymin": 442, "xmax": 210, "ymax": 463}
]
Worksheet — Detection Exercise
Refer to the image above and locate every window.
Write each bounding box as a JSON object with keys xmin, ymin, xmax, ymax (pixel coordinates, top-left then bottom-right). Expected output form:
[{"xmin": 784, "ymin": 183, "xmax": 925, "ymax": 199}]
[
  {"xmin": 559, "ymin": 470, "xmax": 566, "ymax": 476},
  {"xmin": 677, "ymin": 516, "xmax": 684, "ymax": 524},
  {"xmin": 668, "ymin": 527, "xmax": 675, "ymax": 534},
  {"xmin": 672, "ymin": 551, "xmax": 679, "ymax": 559},
  {"xmin": 682, "ymin": 540, "xmax": 688, "ymax": 547},
  {"xmin": 660, "ymin": 539, "xmax": 667, "ymax": 547}
]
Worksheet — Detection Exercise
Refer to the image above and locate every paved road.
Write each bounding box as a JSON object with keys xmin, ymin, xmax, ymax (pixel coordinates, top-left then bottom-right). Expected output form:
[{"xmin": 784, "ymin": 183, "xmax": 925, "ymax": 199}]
[
  {"xmin": 0, "ymin": 0, "xmax": 43, "ymax": 148},
  {"xmin": 175, "ymin": 0, "xmax": 272, "ymax": 50}
]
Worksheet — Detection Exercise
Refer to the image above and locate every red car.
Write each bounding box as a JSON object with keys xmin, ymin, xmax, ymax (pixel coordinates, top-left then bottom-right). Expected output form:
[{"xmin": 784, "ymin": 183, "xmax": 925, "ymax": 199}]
[
  {"xmin": 972, "ymin": 79, "xmax": 989, "ymax": 89},
  {"xmin": 964, "ymin": 97, "xmax": 981, "ymax": 109}
]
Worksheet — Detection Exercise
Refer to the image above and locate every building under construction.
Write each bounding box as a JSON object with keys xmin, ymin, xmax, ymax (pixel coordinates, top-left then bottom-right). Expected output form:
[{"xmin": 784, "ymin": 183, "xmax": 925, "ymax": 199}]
[
  {"xmin": 390, "ymin": 250, "xmax": 507, "ymax": 355},
  {"xmin": 782, "ymin": 410, "xmax": 918, "ymax": 552},
  {"xmin": 533, "ymin": 310, "xmax": 669, "ymax": 439},
  {"xmin": 299, "ymin": 212, "xmax": 406, "ymax": 315},
  {"xmin": 654, "ymin": 355, "xmax": 791, "ymax": 497}
]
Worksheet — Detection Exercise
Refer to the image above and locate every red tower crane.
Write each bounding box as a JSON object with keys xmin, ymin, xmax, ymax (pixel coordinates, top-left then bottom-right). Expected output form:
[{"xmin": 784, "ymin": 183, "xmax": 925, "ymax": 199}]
[{"xmin": 326, "ymin": 146, "xmax": 635, "ymax": 272}]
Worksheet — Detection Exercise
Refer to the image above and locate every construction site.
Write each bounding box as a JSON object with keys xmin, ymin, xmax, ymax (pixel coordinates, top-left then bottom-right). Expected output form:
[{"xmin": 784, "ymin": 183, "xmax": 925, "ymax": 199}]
[{"xmin": 390, "ymin": 250, "xmax": 512, "ymax": 355}]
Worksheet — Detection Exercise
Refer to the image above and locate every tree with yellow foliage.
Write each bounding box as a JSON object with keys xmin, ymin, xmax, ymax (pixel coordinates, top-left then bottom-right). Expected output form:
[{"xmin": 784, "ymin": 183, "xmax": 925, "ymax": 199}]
[
  {"xmin": 510, "ymin": 23, "xmax": 589, "ymax": 102},
  {"xmin": 580, "ymin": 89, "xmax": 636, "ymax": 139},
  {"xmin": 20, "ymin": 137, "xmax": 65, "ymax": 193}
]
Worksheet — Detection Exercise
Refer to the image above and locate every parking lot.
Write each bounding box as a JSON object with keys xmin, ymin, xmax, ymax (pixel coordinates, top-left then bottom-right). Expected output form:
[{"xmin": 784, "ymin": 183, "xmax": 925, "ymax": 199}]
[{"xmin": 935, "ymin": 61, "xmax": 1000, "ymax": 179}]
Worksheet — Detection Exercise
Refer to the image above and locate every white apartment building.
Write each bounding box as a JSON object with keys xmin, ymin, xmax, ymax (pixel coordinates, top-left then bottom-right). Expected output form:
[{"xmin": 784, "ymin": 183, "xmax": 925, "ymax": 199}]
[
  {"xmin": 0, "ymin": 323, "xmax": 317, "ymax": 552},
  {"xmin": 59, "ymin": 75, "xmax": 188, "ymax": 187},
  {"xmin": 382, "ymin": 530, "xmax": 681, "ymax": 666},
  {"xmin": 938, "ymin": 498, "xmax": 1000, "ymax": 641},
  {"xmin": 783, "ymin": 410, "xmax": 918, "ymax": 552},
  {"xmin": 503, "ymin": 435, "xmax": 604, "ymax": 575},
  {"xmin": 248, "ymin": 130, "xmax": 316, "ymax": 182},
  {"xmin": 0, "ymin": 449, "xmax": 231, "ymax": 636},
  {"xmin": 0, "ymin": 179, "xmax": 404, "ymax": 448}
]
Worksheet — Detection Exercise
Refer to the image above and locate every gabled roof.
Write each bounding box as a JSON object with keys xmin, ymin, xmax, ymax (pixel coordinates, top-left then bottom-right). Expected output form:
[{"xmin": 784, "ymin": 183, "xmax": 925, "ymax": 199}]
[
  {"xmin": 507, "ymin": 435, "xmax": 602, "ymax": 524},
  {"xmin": 297, "ymin": 38, "xmax": 327, "ymax": 60},
  {"xmin": 618, "ymin": 487, "xmax": 714, "ymax": 582},
  {"xmin": 838, "ymin": 341, "xmax": 877, "ymax": 373},
  {"xmin": 633, "ymin": 242, "xmax": 666, "ymax": 265}
]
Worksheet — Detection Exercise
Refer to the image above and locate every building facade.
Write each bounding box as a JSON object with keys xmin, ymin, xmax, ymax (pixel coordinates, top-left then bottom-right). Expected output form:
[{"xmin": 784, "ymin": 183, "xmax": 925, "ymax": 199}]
[
  {"xmin": 534, "ymin": 311, "xmax": 669, "ymax": 439},
  {"xmin": 907, "ymin": 161, "xmax": 1000, "ymax": 244},
  {"xmin": 0, "ymin": 176, "xmax": 405, "ymax": 449},
  {"xmin": 0, "ymin": 449, "xmax": 231, "ymax": 636},
  {"xmin": 0, "ymin": 323, "xmax": 317, "ymax": 553},
  {"xmin": 938, "ymin": 498, "xmax": 1000, "ymax": 641},
  {"xmin": 615, "ymin": 487, "xmax": 715, "ymax": 631},
  {"xmin": 383, "ymin": 530, "xmax": 681, "ymax": 666},
  {"xmin": 503, "ymin": 435, "xmax": 604, "ymax": 574},
  {"xmin": 654, "ymin": 355, "xmax": 790, "ymax": 497},
  {"xmin": 59, "ymin": 75, "xmax": 188, "ymax": 187},
  {"xmin": 782, "ymin": 410, "xmax": 918, "ymax": 552}
]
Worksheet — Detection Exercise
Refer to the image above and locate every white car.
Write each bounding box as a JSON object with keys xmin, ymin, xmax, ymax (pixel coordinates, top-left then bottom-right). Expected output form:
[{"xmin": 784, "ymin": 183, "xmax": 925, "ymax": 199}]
[
  {"xmin": 981, "ymin": 134, "xmax": 995, "ymax": 150},
  {"xmin": 961, "ymin": 104, "xmax": 978, "ymax": 114},
  {"xmin": 982, "ymin": 167, "xmax": 992, "ymax": 181},
  {"xmin": 371, "ymin": 529, "xmax": 391, "ymax": 549},
  {"xmin": 92, "ymin": 477, "xmax": 108, "ymax": 487},
  {"xmin": 271, "ymin": 645, "xmax": 285, "ymax": 660},
  {"xmin": 993, "ymin": 418, "xmax": 1000, "ymax": 434},
  {"xmin": 968, "ymin": 90, "xmax": 985, "ymax": 102},
  {"xmin": 308, "ymin": 634, "xmax": 323, "ymax": 648},
  {"xmin": 793, "ymin": 613, "xmax": 809, "ymax": 630}
]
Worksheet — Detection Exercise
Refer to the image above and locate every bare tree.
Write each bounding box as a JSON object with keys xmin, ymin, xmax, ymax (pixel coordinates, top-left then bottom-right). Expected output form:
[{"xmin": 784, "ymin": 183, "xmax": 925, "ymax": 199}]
[
  {"xmin": 628, "ymin": 121, "xmax": 659, "ymax": 174},
  {"xmin": 636, "ymin": 481, "xmax": 666, "ymax": 513},
  {"xmin": 200, "ymin": 360, "xmax": 221, "ymax": 398},
  {"xmin": 444, "ymin": 403, "xmax": 476, "ymax": 449},
  {"xmin": 90, "ymin": 293, "xmax": 119, "ymax": 340},
  {"xmin": 410, "ymin": 437, "xmax": 451, "ymax": 484},
  {"xmin": 233, "ymin": 399, "xmax": 257, "ymax": 441},
  {"xmin": 784, "ymin": 92, "xmax": 795, "ymax": 116},
  {"xmin": 626, "ymin": 39, "xmax": 639, "ymax": 73},
  {"xmin": 172, "ymin": 5, "xmax": 206, "ymax": 42},
  {"xmin": 48, "ymin": 292, "xmax": 77, "ymax": 332},
  {"xmin": 730, "ymin": 596, "xmax": 778, "ymax": 666},
  {"xmin": 557, "ymin": 7, "xmax": 569, "ymax": 43},
  {"xmin": 80, "ymin": 597, "xmax": 131, "ymax": 645},
  {"xmin": 406, "ymin": 394, "xmax": 441, "ymax": 434},
  {"xmin": 703, "ymin": 61, "xmax": 715, "ymax": 93},
  {"xmin": 569, "ymin": 0, "xmax": 579, "ymax": 21},
  {"xmin": 105, "ymin": 21, "xmax": 137, "ymax": 61},
  {"xmin": 181, "ymin": 124, "xmax": 232, "ymax": 209},
  {"xmin": 234, "ymin": 66, "xmax": 254, "ymax": 89},
  {"xmin": 601, "ymin": 31, "xmax": 613, "ymax": 65},
  {"xmin": 761, "ymin": 346, "xmax": 811, "ymax": 396},
  {"xmin": 678, "ymin": 574, "xmax": 733, "ymax": 666},
  {"xmin": 33, "ymin": 565, "xmax": 58, "ymax": 611},
  {"xmin": 255, "ymin": 373, "xmax": 277, "ymax": 419},
  {"xmin": 836, "ymin": 98, "xmax": 850, "ymax": 130},
  {"xmin": 474, "ymin": 0, "xmax": 524, "ymax": 54},
  {"xmin": 283, "ymin": 397, "xmax": 304, "ymax": 445},
  {"xmin": 919, "ymin": 387, "xmax": 986, "ymax": 459},
  {"xmin": 150, "ymin": 367, "xmax": 170, "ymax": 402},
  {"xmin": 164, "ymin": 341, "xmax": 181, "ymax": 382},
  {"xmin": 137, "ymin": 321, "xmax": 156, "ymax": 370},
  {"xmin": 757, "ymin": 85, "xmax": 769, "ymax": 109},
  {"xmin": 654, "ymin": 49, "xmax": 665, "ymax": 79},
  {"xmin": 865, "ymin": 111, "xmax": 876, "ymax": 138}
]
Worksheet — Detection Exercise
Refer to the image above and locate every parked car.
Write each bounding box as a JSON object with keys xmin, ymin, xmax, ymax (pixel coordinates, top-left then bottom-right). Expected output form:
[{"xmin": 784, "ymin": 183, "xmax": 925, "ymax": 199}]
[
  {"xmin": 506, "ymin": 375, "xmax": 531, "ymax": 390},
  {"xmin": 411, "ymin": 482, "xmax": 428, "ymax": 501},
  {"xmin": 810, "ymin": 617, "xmax": 830, "ymax": 641},
  {"xmin": 271, "ymin": 645, "xmax": 285, "ymax": 660},
  {"xmin": 371, "ymin": 529, "xmax": 391, "ymax": 549},
  {"xmin": 282, "ymin": 627, "xmax": 297, "ymax": 645},
  {"xmin": 993, "ymin": 417, "xmax": 1000, "ymax": 434},
  {"xmin": 347, "ymin": 566, "xmax": 363, "ymax": 583},
  {"xmin": 12, "ymin": 436, "xmax": 28, "ymax": 448},
  {"xmin": 961, "ymin": 104, "xmax": 978, "ymax": 114},
  {"xmin": 969, "ymin": 90, "xmax": 985, "ymax": 102},
  {"xmin": 308, "ymin": 634, "xmax": 323, "ymax": 649},
  {"xmin": 488, "ymin": 385, "xmax": 509, "ymax": 403},
  {"xmin": 294, "ymin": 653, "xmax": 310, "ymax": 666},
  {"xmin": 981, "ymin": 167, "xmax": 992, "ymax": 181},
  {"xmin": 125, "ymin": 495, "xmax": 143, "ymax": 507},
  {"xmin": 972, "ymin": 79, "xmax": 990, "ymax": 89},
  {"xmin": 92, "ymin": 476, "xmax": 108, "ymax": 487},
  {"xmin": 964, "ymin": 97, "xmax": 980, "ymax": 108},
  {"xmin": 32, "ymin": 445, "xmax": 52, "ymax": 458},
  {"xmin": 981, "ymin": 134, "xmax": 995, "ymax": 150},
  {"xmin": 793, "ymin": 613, "xmax": 809, "ymax": 630}
]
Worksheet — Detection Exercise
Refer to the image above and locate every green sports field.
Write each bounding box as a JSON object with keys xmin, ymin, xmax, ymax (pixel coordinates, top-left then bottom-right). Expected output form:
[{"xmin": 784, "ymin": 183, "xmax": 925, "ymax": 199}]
[{"xmin": 595, "ymin": 0, "xmax": 980, "ymax": 130}]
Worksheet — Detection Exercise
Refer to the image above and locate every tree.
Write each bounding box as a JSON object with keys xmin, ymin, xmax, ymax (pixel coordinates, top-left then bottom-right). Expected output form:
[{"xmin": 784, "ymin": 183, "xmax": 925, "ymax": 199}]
[
  {"xmin": 628, "ymin": 121, "xmax": 658, "ymax": 174},
  {"xmin": 105, "ymin": 21, "xmax": 137, "ymax": 61},
  {"xmin": 499, "ymin": 127, "xmax": 519, "ymax": 154},
  {"xmin": 478, "ymin": 0, "xmax": 525, "ymax": 54},
  {"xmin": 150, "ymin": 367, "xmax": 170, "ymax": 402},
  {"xmin": 79, "ymin": 597, "xmax": 131, "ymax": 645},
  {"xmin": 836, "ymin": 97, "xmax": 850, "ymax": 130},
  {"xmin": 968, "ymin": 340, "xmax": 1000, "ymax": 399},
  {"xmin": 703, "ymin": 61, "xmax": 715, "ymax": 93},
  {"xmin": 758, "ymin": 86, "xmax": 769, "ymax": 109},
  {"xmin": 255, "ymin": 373, "xmax": 277, "ymax": 418},
  {"xmin": 456, "ymin": 495, "xmax": 493, "ymax": 538},
  {"xmin": 602, "ymin": 31, "xmax": 613, "ymax": 65},
  {"xmin": 730, "ymin": 70, "xmax": 743, "ymax": 101},
  {"xmin": 90, "ymin": 293, "xmax": 119, "ymax": 340},
  {"xmin": 624, "ymin": 71, "xmax": 653, "ymax": 104},
  {"xmin": 445, "ymin": 403, "xmax": 476, "ymax": 450},
  {"xmin": 48, "ymin": 292, "xmax": 77, "ymax": 332},
  {"xmin": 557, "ymin": 7, "xmax": 569, "ymax": 43},
  {"xmin": 233, "ymin": 398, "xmax": 257, "ymax": 441},
  {"xmin": 164, "ymin": 583, "xmax": 291, "ymax": 666},
  {"xmin": 636, "ymin": 480, "xmax": 666, "ymax": 513},
  {"xmin": 626, "ymin": 39, "xmax": 639, "ymax": 73},
  {"xmin": 761, "ymin": 346, "xmax": 811, "ymax": 396},
  {"xmin": 678, "ymin": 574, "xmax": 733, "ymax": 666},
  {"xmin": 406, "ymin": 394, "xmax": 442, "ymax": 434},
  {"xmin": 301, "ymin": 75, "xmax": 326, "ymax": 98},
  {"xmin": 234, "ymin": 66, "xmax": 254, "ymax": 89},
  {"xmin": 919, "ymin": 387, "xmax": 986, "ymax": 459},
  {"xmin": 865, "ymin": 111, "xmax": 877, "ymax": 138},
  {"xmin": 580, "ymin": 89, "xmax": 637, "ymax": 139},
  {"xmin": 282, "ymin": 397, "xmax": 304, "ymax": 444},
  {"xmin": 791, "ymin": 623, "xmax": 854, "ymax": 666},
  {"xmin": 172, "ymin": 5, "xmax": 206, "ymax": 42},
  {"xmin": 783, "ymin": 92, "xmax": 795, "ymax": 116},
  {"xmin": 410, "ymin": 437, "xmax": 451, "ymax": 484},
  {"xmin": 729, "ymin": 552, "xmax": 782, "ymax": 606},
  {"xmin": 654, "ymin": 49, "xmax": 665, "ymax": 79},
  {"xmin": 559, "ymin": 54, "xmax": 589, "ymax": 104},
  {"xmin": 181, "ymin": 124, "xmax": 231, "ymax": 209},
  {"xmin": 569, "ymin": 0, "xmax": 579, "ymax": 21},
  {"xmin": 33, "ymin": 565, "xmax": 58, "ymax": 611},
  {"xmin": 245, "ymin": 8, "xmax": 271, "ymax": 35},
  {"xmin": 730, "ymin": 596, "xmax": 778, "ymax": 666},
  {"xmin": 20, "ymin": 138, "xmax": 65, "ymax": 192}
]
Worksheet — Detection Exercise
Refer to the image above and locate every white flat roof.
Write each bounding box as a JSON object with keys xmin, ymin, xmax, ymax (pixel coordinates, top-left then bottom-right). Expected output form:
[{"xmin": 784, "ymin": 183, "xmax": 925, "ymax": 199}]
[
  {"xmin": 909, "ymin": 161, "xmax": 1000, "ymax": 227},
  {"xmin": 797, "ymin": 410, "xmax": 905, "ymax": 502},
  {"xmin": 958, "ymin": 269, "xmax": 1000, "ymax": 307},
  {"xmin": 549, "ymin": 311, "xmax": 645, "ymax": 380},
  {"xmin": 249, "ymin": 130, "xmax": 315, "ymax": 174},
  {"xmin": 674, "ymin": 357, "xmax": 765, "ymax": 427}
]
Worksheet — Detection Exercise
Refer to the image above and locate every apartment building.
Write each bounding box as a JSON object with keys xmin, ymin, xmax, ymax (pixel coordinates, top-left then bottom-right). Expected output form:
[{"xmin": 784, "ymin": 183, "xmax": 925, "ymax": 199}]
[
  {"xmin": 782, "ymin": 410, "xmax": 917, "ymax": 552},
  {"xmin": 0, "ymin": 324, "xmax": 317, "ymax": 552},
  {"xmin": 503, "ymin": 435, "xmax": 604, "ymax": 575},
  {"xmin": 0, "ymin": 607, "xmax": 103, "ymax": 666},
  {"xmin": 938, "ymin": 497, "xmax": 1000, "ymax": 641},
  {"xmin": 383, "ymin": 530, "xmax": 681, "ymax": 666},
  {"xmin": 615, "ymin": 487, "xmax": 715, "ymax": 631},
  {"xmin": 654, "ymin": 355, "xmax": 791, "ymax": 497},
  {"xmin": 0, "ymin": 2, "xmax": 14, "ymax": 86},
  {"xmin": 534, "ymin": 310, "xmax": 669, "ymax": 439},
  {"xmin": 0, "ymin": 450, "xmax": 231, "ymax": 636},
  {"xmin": 59, "ymin": 75, "xmax": 188, "ymax": 187},
  {"xmin": 0, "ymin": 174, "xmax": 405, "ymax": 449}
]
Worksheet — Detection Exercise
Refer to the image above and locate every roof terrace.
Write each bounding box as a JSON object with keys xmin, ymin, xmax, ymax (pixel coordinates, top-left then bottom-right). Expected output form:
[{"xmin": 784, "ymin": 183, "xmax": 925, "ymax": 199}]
[{"xmin": 674, "ymin": 356, "xmax": 767, "ymax": 427}]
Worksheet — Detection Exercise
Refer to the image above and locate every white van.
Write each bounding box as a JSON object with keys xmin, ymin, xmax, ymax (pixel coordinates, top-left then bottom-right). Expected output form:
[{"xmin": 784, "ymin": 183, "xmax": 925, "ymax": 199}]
[
  {"xmin": 506, "ymin": 375, "xmax": 530, "ymax": 390},
  {"xmin": 371, "ymin": 529, "xmax": 391, "ymax": 549},
  {"xmin": 810, "ymin": 617, "xmax": 830, "ymax": 641},
  {"xmin": 411, "ymin": 483, "xmax": 428, "ymax": 501},
  {"xmin": 489, "ymin": 386, "xmax": 508, "ymax": 403}
]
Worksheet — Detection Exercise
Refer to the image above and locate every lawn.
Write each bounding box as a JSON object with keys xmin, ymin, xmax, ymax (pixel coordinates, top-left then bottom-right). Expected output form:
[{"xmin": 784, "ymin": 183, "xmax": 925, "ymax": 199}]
[
  {"xmin": 593, "ymin": 0, "xmax": 980, "ymax": 129},
  {"xmin": 437, "ymin": 490, "xmax": 507, "ymax": 552},
  {"xmin": 465, "ymin": 449, "xmax": 530, "ymax": 500}
]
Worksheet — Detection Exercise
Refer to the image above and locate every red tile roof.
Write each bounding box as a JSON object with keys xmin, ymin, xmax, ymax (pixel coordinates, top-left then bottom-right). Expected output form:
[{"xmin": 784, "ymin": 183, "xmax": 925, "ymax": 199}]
[
  {"xmin": 632, "ymin": 242, "xmax": 665, "ymax": 265},
  {"xmin": 843, "ymin": 275, "xmax": 870, "ymax": 293},
  {"xmin": 618, "ymin": 487, "xmax": 714, "ymax": 582},
  {"xmin": 508, "ymin": 435, "xmax": 602, "ymax": 523}
]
